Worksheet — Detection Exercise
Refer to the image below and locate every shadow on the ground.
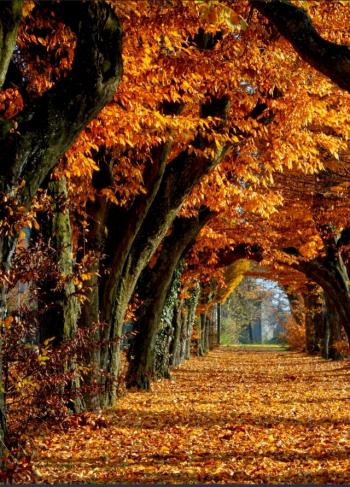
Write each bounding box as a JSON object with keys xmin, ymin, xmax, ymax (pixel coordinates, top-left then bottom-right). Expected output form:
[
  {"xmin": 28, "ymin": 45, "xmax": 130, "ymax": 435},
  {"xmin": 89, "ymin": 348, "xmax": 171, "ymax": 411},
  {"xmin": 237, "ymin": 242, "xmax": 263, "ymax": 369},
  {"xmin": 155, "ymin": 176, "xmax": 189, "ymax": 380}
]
[
  {"xmin": 40, "ymin": 443, "xmax": 350, "ymax": 484},
  {"xmin": 110, "ymin": 405, "xmax": 350, "ymax": 430},
  {"xmin": 35, "ymin": 349, "xmax": 350, "ymax": 484}
]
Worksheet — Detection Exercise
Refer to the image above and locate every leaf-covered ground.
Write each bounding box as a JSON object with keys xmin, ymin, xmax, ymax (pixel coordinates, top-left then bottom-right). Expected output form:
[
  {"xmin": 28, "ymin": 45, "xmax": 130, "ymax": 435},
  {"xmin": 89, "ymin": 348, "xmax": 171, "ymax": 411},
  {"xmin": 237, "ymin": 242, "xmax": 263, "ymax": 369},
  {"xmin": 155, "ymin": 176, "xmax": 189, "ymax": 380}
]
[{"xmin": 31, "ymin": 348, "xmax": 350, "ymax": 484}]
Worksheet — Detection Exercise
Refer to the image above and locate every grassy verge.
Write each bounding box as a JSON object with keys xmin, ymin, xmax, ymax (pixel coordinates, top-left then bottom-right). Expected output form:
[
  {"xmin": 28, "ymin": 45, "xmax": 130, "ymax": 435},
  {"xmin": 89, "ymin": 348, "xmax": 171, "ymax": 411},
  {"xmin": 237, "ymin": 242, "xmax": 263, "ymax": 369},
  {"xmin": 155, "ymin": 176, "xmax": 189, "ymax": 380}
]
[{"xmin": 222, "ymin": 343, "xmax": 289, "ymax": 351}]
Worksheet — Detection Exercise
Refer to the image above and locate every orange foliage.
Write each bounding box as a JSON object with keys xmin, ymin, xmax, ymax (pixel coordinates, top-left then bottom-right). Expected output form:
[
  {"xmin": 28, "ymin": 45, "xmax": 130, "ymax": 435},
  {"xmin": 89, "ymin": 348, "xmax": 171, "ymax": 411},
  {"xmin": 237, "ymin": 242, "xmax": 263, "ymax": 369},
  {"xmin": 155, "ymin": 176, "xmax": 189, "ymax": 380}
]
[
  {"xmin": 280, "ymin": 317, "xmax": 306, "ymax": 352},
  {"xmin": 16, "ymin": 7, "xmax": 76, "ymax": 96},
  {"xmin": 333, "ymin": 340, "xmax": 350, "ymax": 357},
  {"xmin": 3, "ymin": 1, "xmax": 350, "ymax": 480},
  {"xmin": 0, "ymin": 88, "xmax": 23, "ymax": 119}
]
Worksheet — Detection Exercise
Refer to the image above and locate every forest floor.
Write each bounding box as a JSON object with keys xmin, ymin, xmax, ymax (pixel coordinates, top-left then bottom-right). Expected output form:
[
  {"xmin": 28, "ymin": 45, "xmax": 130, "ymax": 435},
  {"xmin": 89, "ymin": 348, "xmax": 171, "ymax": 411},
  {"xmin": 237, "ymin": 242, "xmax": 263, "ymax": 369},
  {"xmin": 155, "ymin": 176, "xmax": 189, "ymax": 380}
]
[{"xmin": 30, "ymin": 347, "xmax": 350, "ymax": 484}]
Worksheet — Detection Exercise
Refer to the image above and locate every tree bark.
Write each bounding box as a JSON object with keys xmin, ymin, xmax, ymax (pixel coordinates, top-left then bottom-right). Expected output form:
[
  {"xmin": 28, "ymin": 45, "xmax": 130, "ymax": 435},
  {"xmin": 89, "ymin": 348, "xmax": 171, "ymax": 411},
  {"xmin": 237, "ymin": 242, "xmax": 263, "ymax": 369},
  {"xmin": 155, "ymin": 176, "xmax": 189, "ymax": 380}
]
[
  {"xmin": 39, "ymin": 177, "xmax": 80, "ymax": 345},
  {"xmin": 126, "ymin": 209, "xmax": 211, "ymax": 389},
  {"xmin": 75, "ymin": 148, "xmax": 113, "ymax": 409},
  {"xmin": 169, "ymin": 299, "xmax": 184, "ymax": 366},
  {"xmin": 179, "ymin": 306, "xmax": 190, "ymax": 362},
  {"xmin": 153, "ymin": 325, "xmax": 173, "ymax": 380},
  {"xmin": 324, "ymin": 293, "xmax": 343, "ymax": 360},
  {"xmin": 146, "ymin": 262, "xmax": 183, "ymax": 380},
  {"xmin": 38, "ymin": 177, "xmax": 83, "ymax": 411},
  {"xmin": 184, "ymin": 285, "xmax": 200, "ymax": 360},
  {"xmin": 192, "ymin": 312, "xmax": 202, "ymax": 357},
  {"xmin": 198, "ymin": 313, "xmax": 209, "ymax": 355},
  {"xmin": 319, "ymin": 307, "xmax": 330, "ymax": 360},
  {"xmin": 0, "ymin": 0, "xmax": 23, "ymax": 89},
  {"xmin": 201, "ymin": 313, "xmax": 210, "ymax": 355},
  {"xmin": 303, "ymin": 285, "xmax": 321, "ymax": 354},
  {"xmin": 217, "ymin": 303, "xmax": 221, "ymax": 346},
  {"xmin": 208, "ymin": 309, "xmax": 217, "ymax": 350}
]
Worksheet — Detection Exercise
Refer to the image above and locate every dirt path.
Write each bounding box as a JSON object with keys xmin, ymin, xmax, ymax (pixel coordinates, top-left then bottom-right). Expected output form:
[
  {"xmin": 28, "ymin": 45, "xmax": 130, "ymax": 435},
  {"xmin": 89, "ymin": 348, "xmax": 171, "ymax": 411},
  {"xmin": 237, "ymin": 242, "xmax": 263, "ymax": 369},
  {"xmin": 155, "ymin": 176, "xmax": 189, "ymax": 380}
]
[{"xmin": 32, "ymin": 348, "xmax": 350, "ymax": 484}]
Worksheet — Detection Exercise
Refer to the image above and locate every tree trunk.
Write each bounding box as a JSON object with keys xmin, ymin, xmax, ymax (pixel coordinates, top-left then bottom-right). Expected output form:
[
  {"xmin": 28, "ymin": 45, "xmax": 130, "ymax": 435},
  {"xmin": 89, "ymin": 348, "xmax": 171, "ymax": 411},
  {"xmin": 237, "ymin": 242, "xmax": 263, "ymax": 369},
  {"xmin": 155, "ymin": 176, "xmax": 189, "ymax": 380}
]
[
  {"xmin": 37, "ymin": 177, "xmax": 83, "ymax": 410},
  {"xmin": 320, "ymin": 317, "xmax": 330, "ymax": 359},
  {"xmin": 169, "ymin": 299, "xmax": 184, "ymax": 366},
  {"xmin": 0, "ymin": 232, "xmax": 15, "ymax": 448},
  {"xmin": 301, "ymin": 253, "xmax": 350, "ymax": 344},
  {"xmin": 169, "ymin": 291, "xmax": 201, "ymax": 368},
  {"xmin": 100, "ymin": 146, "xmax": 228, "ymax": 399},
  {"xmin": 152, "ymin": 263, "xmax": 184, "ymax": 379},
  {"xmin": 179, "ymin": 306, "xmax": 189, "ymax": 362},
  {"xmin": 77, "ymin": 142, "xmax": 172, "ymax": 407},
  {"xmin": 0, "ymin": 0, "xmax": 123, "ymax": 443},
  {"xmin": 303, "ymin": 285, "xmax": 320, "ymax": 354},
  {"xmin": 200, "ymin": 313, "xmax": 210, "ymax": 355},
  {"xmin": 192, "ymin": 313, "xmax": 201, "ymax": 356},
  {"xmin": 75, "ymin": 148, "xmax": 113, "ymax": 409},
  {"xmin": 184, "ymin": 285, "xmax": 200, "ymax": 360},
  {"xmin": 217, "ymin": 303, "xmax": 221, "ymax": 346},
  {"xmin": 153, "ymin": 326, "xmax": 173, "ymax": 380},
  {"xmin": 0, "ymin": 1, "xmax": 23, "ymax": 89},
  {"xmin": 208, "ymin": 309, "xmax": 217, "ymax": 350},
  {"xmin": 204, "ymin": 315, "xmax": 210, "ymax": 353},
  {"xmin": 198, "ymin": 315, "xmax": 207, "ymax": 355},
  {"xmin": 248, "ymin": 323, "xmax": 254, "ymax": 344},
  {"xmin": 302, "ymin": 283, "xmax": 342, "ymax": 358},
  {"xmin": 287, "ymin": 292, "xmax": 305, "ymax": 327},
  {"xmin": 126, "ymin": 210, "xmax": 210, "ymax": 389},
  {"xmin": 88, "ymin": 95, "xmax": 231, "ymax": 404},
  {"xmin": 324, "ymin": 293, "xmax": 343, "ymax": 360},
  {"xmin": 39, "ymin": 178, "xmax": 80, "ymax": 344}
]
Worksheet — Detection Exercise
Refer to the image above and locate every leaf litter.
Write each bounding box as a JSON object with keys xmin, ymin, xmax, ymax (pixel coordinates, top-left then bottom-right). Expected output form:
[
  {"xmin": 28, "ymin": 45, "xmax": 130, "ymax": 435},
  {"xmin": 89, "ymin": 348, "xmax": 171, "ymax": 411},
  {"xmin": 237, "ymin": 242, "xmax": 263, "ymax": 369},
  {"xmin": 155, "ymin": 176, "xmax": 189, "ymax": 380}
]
[{"xmin": 29, "ymin": 347, "xmax": 350, "ymax": 484}]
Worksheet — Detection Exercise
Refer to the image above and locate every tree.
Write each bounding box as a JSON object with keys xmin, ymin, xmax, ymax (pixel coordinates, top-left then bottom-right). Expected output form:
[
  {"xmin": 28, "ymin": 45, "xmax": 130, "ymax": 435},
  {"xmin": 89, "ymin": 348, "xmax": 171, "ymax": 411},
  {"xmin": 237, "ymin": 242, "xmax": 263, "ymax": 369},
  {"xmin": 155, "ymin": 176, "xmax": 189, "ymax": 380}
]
[
  {"xmin": 3, "ymin": 0, "xmax": 350, "ymax": 440},
  {"xmin": 61, "ymin": 0, "xmax": 350, "ymax": 401},
  {"xmin": 126, "ymin": 209, "xmax": 212, "ymax": 389},
  {"xmin": 0, "ymin": 0, "xmax": 122, "ymax": 453},
  {"xmin": 251, "ymin": 0, "xmax": 350, "ymax": 93},
  {"xmin": 231, "ymin": 166, "xmax": 350, "ymax": 356}
]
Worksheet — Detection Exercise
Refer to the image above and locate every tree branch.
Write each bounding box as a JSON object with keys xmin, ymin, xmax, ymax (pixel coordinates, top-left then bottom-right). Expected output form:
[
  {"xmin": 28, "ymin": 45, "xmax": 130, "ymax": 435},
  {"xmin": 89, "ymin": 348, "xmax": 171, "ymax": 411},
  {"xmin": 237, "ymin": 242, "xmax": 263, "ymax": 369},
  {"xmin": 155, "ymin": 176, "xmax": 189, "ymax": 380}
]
[
  {"xmin": 0, "ymin": 0, "xmax": 122, "ymax": 205},
  {"xmin": 0, "ymin": 0, "xmax": 23, "ymax": 89},
  {"xmin": 251, "ymin": 0, "xmax": 350, "ymax": 93}
]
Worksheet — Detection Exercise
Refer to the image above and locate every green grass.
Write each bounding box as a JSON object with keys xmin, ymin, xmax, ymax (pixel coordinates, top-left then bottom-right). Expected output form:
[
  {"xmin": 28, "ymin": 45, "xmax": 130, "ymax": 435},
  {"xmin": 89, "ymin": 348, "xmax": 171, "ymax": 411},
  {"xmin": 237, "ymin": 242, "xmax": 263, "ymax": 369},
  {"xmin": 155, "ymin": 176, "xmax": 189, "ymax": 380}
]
[
  {"xmin": 221, "ymin": 343, "xmax": 289, "ymax": 351},
  {"xmin": 232, "ymin": 343, "xmax": 286, "ymax": 347}
]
